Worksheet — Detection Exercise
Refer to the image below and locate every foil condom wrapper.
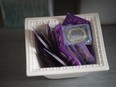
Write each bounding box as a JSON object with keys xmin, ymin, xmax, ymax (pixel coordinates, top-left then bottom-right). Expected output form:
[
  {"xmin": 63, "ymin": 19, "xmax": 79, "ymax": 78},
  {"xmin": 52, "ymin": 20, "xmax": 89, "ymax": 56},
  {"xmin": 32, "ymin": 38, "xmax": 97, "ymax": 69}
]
[{"xmin": 62, "ymin": 24, "xmax": 92, "ymax": 45}]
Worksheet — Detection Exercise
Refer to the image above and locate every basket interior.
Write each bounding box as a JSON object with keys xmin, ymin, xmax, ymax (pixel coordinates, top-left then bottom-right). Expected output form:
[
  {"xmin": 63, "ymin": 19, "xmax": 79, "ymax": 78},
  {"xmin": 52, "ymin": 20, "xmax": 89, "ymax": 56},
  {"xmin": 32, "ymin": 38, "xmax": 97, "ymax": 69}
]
[{"xmin": 25, "ymin": 14, "xmax": 108, "ymax": 75}]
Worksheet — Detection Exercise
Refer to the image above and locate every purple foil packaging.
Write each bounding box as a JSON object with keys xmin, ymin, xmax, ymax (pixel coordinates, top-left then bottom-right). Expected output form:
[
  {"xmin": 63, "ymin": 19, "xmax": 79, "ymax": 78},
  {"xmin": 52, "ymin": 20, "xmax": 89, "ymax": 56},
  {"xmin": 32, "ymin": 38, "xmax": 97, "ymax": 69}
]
[
  {"xmin": 68, "ymin": 45, "xmax": 86, "ymax": 65},
  {"xmin": 47, "ymin": 25, "xmax": 56, "ymax": 47},
  {"xmin": 59, "ymin": 46, "xmax": 81, "ymax": 66},
  {"xmin": 74, "ymin": 42, "xmax": 96, "ymax": 64},
  {"xmin": 43, "ymin": 48, "xmax": 67, "ymax": 66},
  {"xmin": 63, "ymin": 13, "xmax": 90, "ymax": 25},
  {"xmin": 53, "ymin": 23, "xmax": 65, "ymax": 47},
  {"xmin": 53, "ymin": 23, "xmax": 81, "ymax": 65}
]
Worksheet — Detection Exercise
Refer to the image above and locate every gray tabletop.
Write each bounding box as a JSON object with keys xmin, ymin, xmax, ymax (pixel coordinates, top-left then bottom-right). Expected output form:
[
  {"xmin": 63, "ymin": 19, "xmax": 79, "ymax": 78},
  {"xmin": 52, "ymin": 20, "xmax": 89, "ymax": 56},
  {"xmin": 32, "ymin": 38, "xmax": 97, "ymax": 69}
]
[{"xmin": 0, "ymin": 25, "xmax": 116, "ymax": 87}]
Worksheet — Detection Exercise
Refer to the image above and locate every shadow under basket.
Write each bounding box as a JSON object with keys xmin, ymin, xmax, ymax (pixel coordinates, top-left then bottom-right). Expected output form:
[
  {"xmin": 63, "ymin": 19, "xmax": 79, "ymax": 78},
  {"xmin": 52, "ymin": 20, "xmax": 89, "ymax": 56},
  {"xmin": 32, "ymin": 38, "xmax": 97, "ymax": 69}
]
[{"xmin": 25, "ymin": 13, "xmax": 109, "ymax": 79}]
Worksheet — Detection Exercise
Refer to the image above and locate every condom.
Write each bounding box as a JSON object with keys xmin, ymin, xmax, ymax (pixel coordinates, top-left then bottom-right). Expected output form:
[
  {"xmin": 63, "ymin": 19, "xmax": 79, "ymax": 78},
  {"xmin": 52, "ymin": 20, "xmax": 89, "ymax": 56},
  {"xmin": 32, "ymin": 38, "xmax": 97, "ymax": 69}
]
[{"xmin": 62, "ymin": 24, "xmax": 92, "ymax": 45}]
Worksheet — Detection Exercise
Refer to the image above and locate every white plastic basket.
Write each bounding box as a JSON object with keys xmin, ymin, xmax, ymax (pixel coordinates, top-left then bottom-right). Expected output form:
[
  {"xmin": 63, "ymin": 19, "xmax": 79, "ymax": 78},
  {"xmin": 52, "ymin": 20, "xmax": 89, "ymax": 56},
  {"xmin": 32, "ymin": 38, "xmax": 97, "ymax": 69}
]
[{"xmin": 25, "ymin": 13, "xmax": 109, "ymax": 79}]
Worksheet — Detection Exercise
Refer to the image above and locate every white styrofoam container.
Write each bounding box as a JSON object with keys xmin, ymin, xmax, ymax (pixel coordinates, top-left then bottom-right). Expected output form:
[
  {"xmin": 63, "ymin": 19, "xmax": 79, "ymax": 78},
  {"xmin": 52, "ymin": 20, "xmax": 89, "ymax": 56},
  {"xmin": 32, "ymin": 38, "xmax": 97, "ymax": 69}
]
[{"xmin": 25, "ymin": 13, "xmax": 109, "ymax": 79}]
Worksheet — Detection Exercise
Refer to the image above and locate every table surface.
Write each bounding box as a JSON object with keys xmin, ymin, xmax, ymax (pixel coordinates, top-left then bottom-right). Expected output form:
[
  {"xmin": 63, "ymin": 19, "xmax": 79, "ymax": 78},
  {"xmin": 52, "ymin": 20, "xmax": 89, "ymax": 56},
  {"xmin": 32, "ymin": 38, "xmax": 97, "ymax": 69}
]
[{"xmin": 0, "ymin": 25, "xmax": 116, "ymax": 87}]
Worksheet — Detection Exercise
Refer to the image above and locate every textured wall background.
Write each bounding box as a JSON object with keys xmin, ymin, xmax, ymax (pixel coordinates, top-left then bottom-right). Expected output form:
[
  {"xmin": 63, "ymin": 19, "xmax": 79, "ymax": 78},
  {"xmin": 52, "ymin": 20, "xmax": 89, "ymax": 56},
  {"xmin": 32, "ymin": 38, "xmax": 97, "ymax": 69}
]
[
  {"xmin": 1, "ymin": 0, "xmax": 49, "ymax": 29},
  {"xmin": 80, "ymin": 0, "xmax": 116, "ymax": 24}
]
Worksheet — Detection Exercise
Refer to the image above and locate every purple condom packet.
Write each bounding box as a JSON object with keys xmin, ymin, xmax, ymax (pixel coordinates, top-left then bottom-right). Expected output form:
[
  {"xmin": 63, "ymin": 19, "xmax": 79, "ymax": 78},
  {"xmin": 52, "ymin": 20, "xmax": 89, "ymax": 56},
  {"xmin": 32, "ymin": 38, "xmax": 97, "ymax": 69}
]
[
  {"xmin": 43, "ymin": 48, "xmax": 67, "ymax": 66},
  {"xmin": 38, "ymin": 48, "xmax": 57, "ymax": 67},
  {"xmin": 63, "ymin": 13, "xmax": 90, "ymax": 25},
  {"xmin": 74, "ymin": 42, "xmax": 96, "ymax": 64},
  {"xmin": 33, "ymin": 29, "xmax": 49, "ymax": 50},
  {"xmin": 39, "ymin": 32, "xmax": 53, "ymax": 49},
  {"xmin": 47, "ymin": 25, "xmax": 56, "ymax": 46},
  {"xmin": 53, "ymin": 23, "xmax": 81, "ymax": 66},
  {"xmin": 59, "ymin": 46, "xmax": 81, "ymax": 66},
  {"xmin": 68, "ymin": 45, "xmax": 86, "ymax": 65},
  {"xmin": 53, "ymin": 23, "xmax": 65, "ymax": 47},
  {"xmin": 34, "ymin": 33, "xmax": 56, "ymax": 67},
  {"xmin": 47, "ymin": 25, "xmax": 59, "ymax": 53}
]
